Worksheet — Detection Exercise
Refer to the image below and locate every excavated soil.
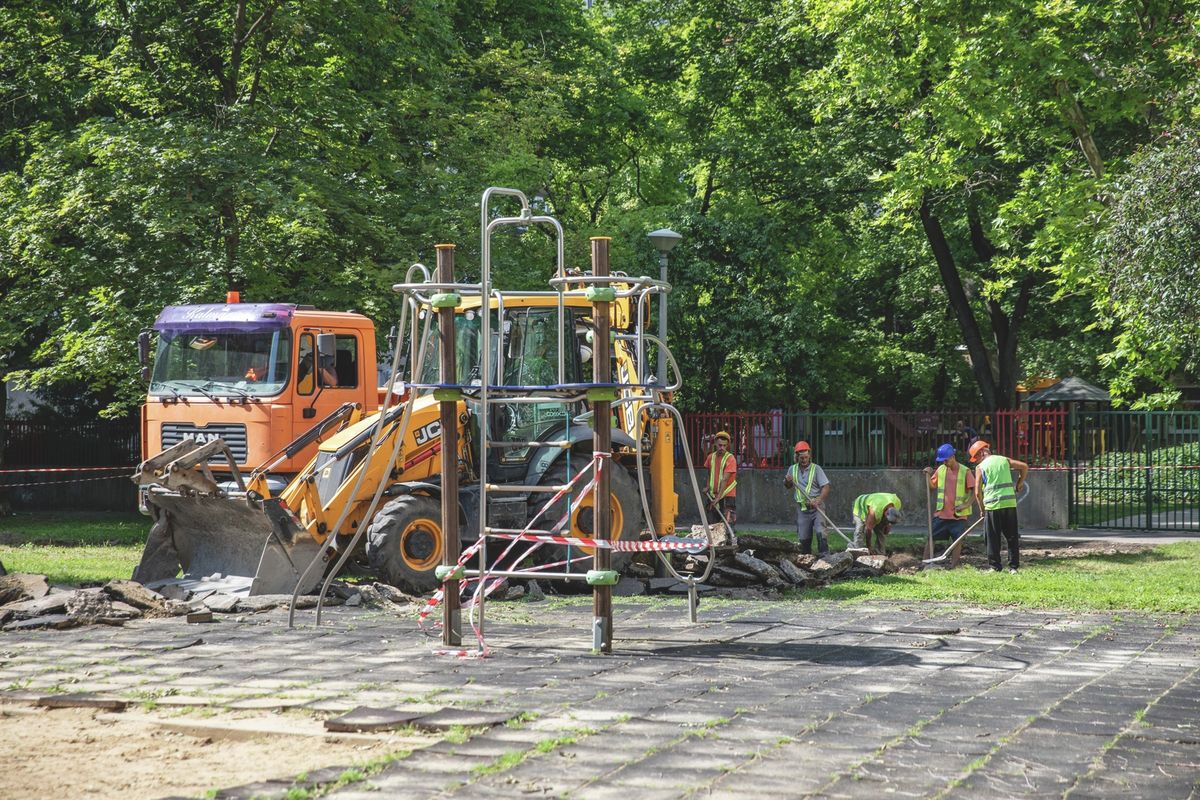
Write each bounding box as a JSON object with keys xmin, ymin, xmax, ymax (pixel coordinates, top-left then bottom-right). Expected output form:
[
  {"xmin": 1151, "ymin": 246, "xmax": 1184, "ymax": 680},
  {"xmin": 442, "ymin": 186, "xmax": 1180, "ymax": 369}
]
[{"xmin": 1, "ymin": 703, "xmax": 431, "ymax": 800}]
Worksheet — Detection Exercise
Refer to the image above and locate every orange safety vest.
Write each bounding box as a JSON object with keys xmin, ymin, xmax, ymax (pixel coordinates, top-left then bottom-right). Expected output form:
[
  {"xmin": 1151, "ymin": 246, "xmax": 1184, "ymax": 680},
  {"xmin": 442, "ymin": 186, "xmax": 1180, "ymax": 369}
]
[{"xmin": 707, "ymin": 452, "xmax": 737, "ymax": 500}]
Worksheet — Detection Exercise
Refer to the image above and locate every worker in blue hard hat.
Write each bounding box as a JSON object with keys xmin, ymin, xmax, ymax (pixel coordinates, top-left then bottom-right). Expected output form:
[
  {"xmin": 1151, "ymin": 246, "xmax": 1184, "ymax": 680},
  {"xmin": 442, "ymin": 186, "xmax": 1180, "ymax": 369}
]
[{"xmin": 923, "ymin": 443, "xmax": 976, "ymax": 566}]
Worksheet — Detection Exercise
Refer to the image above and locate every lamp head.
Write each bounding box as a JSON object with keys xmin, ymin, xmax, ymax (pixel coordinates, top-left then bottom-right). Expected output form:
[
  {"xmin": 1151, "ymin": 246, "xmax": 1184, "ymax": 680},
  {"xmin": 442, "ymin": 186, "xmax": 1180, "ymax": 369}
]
[{"xmin": 647, "ymin": 228, "xmax": 682, "ymax": 253}]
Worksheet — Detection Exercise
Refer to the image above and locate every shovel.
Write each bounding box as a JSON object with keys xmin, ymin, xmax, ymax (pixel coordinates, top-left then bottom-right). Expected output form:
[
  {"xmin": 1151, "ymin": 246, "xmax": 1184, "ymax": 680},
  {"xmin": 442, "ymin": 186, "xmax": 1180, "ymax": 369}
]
[
  {"xmin": 922, "ymin": 483, "xmax": 1030, "ymax": 567},
  {"xmin": 924, "ymin": 484, "xmax": 934, "ymax": 560},
  {"xmin": 814, "ymin": 505, "xmax": 857, "ymax": 548}
]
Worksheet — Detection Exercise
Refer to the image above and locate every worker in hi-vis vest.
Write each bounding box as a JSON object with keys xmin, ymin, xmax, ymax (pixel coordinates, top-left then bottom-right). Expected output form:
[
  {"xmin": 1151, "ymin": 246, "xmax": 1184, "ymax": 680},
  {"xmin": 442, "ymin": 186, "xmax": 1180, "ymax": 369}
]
[
  {"xmin": 969, "ymin": 440, "xmax": 1029, "ymax": 573},
  {"xmin": 923, "ymin": 443, "xmax": 976, "ymax": 566},
  {"xmin": 783, "ymin": 440, "xmax": 830, "ymax": 556},
  {"xmin": 703, "ymin": 431, "xmax": 738, "ymax": 529},
  {"xmin": 851, "ymin": 493, "xmax": 902, "ymax": 555}
]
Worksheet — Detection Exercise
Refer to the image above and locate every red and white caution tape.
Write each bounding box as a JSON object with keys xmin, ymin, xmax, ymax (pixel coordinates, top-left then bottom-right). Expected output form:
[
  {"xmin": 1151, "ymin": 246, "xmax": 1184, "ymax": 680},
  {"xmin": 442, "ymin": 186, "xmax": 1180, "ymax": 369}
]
[
  {"xmin": 0, "ymin": 466, "xmax": 132, "ymax": 473},
  {"xmin": 485, "ymin": 530, "xmax": 708, "ymax": 552},
  {"xmin": 0, "ymin": 474, "xmax": 132, "ymax": 489}
]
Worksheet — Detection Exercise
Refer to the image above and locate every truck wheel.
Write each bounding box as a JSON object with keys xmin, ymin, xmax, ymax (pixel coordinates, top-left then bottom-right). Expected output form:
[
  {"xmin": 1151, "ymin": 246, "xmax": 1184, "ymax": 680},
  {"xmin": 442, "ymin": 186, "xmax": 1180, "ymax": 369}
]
[
  {"xmin": 366, "ymin": 494, "xmax": 444, "ymax": 595},
  {"xmin": 530, "ymin": 458, "xmax": 642, "ymax": 581}
]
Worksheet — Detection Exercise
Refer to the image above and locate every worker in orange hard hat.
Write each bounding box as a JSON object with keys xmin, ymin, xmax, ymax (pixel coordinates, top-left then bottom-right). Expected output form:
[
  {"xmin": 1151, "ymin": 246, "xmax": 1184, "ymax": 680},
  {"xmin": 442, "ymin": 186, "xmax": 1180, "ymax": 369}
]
[
  {"xmin": 703, "ymin": 431, "xmax": 738, "ymax": 530},
  {"xmin": 970, "ymin": 440, "xmax": 1029, "ymax": 574},
  {"xmin": 783, "ymin": 440, "xmax": 830, "ymax": 556}
]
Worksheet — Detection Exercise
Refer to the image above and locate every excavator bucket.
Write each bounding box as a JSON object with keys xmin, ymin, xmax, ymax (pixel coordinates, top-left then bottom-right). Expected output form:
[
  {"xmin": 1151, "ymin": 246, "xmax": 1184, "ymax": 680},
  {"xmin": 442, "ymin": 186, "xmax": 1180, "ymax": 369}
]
[{"xmin": 132, "ymin": 438, "xmax": 325, "ymax": 596}]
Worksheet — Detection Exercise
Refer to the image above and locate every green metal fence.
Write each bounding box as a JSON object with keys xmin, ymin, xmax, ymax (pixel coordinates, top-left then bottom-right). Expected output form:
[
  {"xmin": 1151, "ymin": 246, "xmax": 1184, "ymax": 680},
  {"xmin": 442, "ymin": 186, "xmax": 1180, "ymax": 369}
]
[{"xmin": 1070, "ymin": 410, "xmax": 1200, "ymax": 531}]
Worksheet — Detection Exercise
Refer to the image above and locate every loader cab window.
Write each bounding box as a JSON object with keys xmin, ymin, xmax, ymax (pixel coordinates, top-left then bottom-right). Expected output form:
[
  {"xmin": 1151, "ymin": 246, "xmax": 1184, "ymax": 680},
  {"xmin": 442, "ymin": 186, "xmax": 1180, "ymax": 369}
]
[
  {"xmin": 415, "ymin": 311, "xmax": 482, "ymax": 386},
  {"xmin": 150, "ymin": 329, "xmax": 291, "ymax": 398},
  {"xmin": 298, "ymin": 333, "xmax": 358, "ymax": 394},
  {"xmin": 495, "ymin": 308, "xmax": 582, "ymax": 464}
]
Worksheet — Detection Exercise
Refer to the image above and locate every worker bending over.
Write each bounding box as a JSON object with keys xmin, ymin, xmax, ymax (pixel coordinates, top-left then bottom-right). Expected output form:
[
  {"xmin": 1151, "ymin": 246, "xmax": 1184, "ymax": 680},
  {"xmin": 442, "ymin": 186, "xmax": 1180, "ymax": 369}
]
[
  {"xmin": 851, "ymin": 492, "xmax": 901, "ymax": 555},
  {"xmin": 783, "ymin": 440, "xmax": 830, "ymax": 557}
]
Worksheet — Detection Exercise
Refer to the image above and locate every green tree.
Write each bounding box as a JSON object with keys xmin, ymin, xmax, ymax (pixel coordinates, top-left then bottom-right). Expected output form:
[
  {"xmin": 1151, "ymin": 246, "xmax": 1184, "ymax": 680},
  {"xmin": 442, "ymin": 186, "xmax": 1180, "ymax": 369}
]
[
  {"xmin": 0, "ymin": 0, "xmax": 636, "ymax": 415},
  {"xmin": 1097, "ymin": 129, "xmax": 1200, "ymax": 406},
  {"xmin": 804, "ymin": 0, "xmax": 1200, "ymax": 408}
]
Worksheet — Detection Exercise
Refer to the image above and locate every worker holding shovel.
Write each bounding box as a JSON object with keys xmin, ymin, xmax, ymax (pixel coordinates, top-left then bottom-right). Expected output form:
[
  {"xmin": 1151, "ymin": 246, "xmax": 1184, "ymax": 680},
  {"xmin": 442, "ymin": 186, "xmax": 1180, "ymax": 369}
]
[
  {"xmin": 923, "ymin": 443, "xmax": 976, "ymax": 567},
  {"xmin": 704, "ymin": 431, "xmax": 738, "ymax": 532},
  {"xmin": 970, "ymin": 440, "xmax": 1029, "ymax": 574},
  {"xmin": 784, "ymin": 440, "xmax": 830, "ymax": 557}
]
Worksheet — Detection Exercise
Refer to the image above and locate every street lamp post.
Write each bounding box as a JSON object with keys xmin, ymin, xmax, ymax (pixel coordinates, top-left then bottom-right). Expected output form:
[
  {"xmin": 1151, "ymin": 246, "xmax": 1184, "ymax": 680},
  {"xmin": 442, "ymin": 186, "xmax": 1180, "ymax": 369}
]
[{"xmin": 647, "ymin": 228, "xmax": 681, "ymax": 387}]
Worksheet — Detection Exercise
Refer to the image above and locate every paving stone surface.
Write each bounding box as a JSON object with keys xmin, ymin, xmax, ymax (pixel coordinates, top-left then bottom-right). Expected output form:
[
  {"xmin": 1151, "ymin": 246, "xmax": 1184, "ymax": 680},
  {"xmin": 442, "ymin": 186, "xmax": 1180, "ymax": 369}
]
[{"xmin": 1, "ymin": 599, "xmax": 1198, "ymax": 798}]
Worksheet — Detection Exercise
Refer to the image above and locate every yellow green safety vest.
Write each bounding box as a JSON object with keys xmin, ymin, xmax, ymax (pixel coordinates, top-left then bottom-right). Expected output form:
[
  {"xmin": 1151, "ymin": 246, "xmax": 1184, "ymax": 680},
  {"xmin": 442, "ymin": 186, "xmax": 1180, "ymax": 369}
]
[
  {"xmin": 708, "ymin": 452, "xmax": 736, "ymax": 500},
  {"xmin": 788, "ymin": 463, "xmax": 818, "ymax": 509},
  {"xmin": 936, "ymin": 464, "xmax": 972, "ymax": 519},
  {"xmin": 979, "ymin": 454, "xmax": 1017, "ymax": 510},
  {"xmin": 853, "ymin": 493, "xmax": 900, "ymax": 524}
]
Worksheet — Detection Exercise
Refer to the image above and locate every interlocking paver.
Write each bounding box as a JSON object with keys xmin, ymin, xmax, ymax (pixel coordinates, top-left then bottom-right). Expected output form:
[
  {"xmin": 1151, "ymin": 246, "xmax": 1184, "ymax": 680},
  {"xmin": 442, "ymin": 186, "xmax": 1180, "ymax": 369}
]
[{"xmin": 3, "ymin": 600, "xmax": 1200, "ymax": 798}]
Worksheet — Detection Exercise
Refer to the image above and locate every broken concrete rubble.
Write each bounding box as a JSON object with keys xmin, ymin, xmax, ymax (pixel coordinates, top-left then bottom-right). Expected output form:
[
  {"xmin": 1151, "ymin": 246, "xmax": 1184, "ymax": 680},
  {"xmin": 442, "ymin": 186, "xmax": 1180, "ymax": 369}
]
[{"xmin": 0, "ymin": 573, "xmax": 50, "ymax": 605}]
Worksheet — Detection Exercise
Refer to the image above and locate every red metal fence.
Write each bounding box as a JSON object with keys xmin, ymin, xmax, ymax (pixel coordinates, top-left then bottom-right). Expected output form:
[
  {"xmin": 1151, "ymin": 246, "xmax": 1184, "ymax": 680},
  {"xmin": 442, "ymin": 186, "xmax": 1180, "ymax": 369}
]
[{"xmin": 681, "ymin": 410, "xmax": 1068, "ymax": 469}]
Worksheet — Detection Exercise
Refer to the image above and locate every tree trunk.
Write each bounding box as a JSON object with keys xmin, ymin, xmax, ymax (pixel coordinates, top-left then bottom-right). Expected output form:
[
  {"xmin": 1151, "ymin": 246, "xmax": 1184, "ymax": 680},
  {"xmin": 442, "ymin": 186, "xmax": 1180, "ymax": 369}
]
[{"xmin": 919, "ymin": 196, "xmax": 999, "ymax": 409}]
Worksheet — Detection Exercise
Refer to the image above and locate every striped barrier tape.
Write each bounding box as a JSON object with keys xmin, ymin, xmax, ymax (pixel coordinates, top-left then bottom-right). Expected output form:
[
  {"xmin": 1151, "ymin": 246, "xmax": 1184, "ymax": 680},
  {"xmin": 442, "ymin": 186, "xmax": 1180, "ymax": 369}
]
[
  {"xmin": 417, "ymin": 452, "xmax": 609, "ymax": 656},
  {"xmin": 486, "ymin": 530, "xmax": 708, "ymax": 552},
  {"xmin": 0, "ymin": 466, "xmax": 132, "ymax": 473},
  {"xmin": 0, "ymin": 475, "xmax": 133, "ymax": 489}
]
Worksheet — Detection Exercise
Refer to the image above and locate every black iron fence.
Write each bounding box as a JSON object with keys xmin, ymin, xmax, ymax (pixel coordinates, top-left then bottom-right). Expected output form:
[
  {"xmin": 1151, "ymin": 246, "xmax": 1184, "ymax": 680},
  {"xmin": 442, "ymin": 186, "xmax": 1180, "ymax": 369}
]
[
  {"xmin": 1069, "ymin": 411, "xmax": 1200, "ymax": 530},
  {"xmin": 1, "ymin": 418, "xmax": 140, "ymax": 511}
]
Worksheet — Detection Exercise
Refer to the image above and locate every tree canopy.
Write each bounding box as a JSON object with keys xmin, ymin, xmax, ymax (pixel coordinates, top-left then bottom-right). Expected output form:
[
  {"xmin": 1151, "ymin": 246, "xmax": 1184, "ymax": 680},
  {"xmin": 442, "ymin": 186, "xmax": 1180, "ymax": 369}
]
[{"xmin": 2, "ymin": 0, "xmax": 1198, "ymax": 416}]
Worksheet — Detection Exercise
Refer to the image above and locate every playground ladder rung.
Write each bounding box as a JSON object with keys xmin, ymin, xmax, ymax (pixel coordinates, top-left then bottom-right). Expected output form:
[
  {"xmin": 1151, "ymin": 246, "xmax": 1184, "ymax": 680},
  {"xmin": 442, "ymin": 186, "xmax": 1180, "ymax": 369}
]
[
  {"xmin": 461, "ymin": 568, "xmax": 588, "ymax": 581},
  {"xmin": 485, "ymin": 483, "xmax": 569, "ymax": 493},
  {"xmin": 485, "ymin": 439, "xmax": 571, "ymax": 448},
  {"xmin": 484, "ymin": 526, "xmax": 555, "ymax": 536},
  {"xmin": 482, "ymin": 394, "xmax": 583, "ymax": 404}
]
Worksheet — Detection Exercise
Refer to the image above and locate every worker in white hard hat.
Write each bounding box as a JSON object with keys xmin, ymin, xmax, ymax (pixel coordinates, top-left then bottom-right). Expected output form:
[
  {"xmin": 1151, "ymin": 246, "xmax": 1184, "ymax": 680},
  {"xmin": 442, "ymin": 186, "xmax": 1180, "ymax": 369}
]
[
  {"xmin": 783, "ymin": 440, "xmax": 830, "ymax": 556},
  {"xmin": 703, "ymin": 431, "xmax": 738, "ymax": 529}
]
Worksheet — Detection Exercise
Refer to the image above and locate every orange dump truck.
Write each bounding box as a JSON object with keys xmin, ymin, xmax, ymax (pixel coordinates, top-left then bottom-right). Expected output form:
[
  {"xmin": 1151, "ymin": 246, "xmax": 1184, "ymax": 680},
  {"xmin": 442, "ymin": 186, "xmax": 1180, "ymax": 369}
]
[{"xmin": 140, "ymin": 299, "xmax": 381, "ymax": 492}]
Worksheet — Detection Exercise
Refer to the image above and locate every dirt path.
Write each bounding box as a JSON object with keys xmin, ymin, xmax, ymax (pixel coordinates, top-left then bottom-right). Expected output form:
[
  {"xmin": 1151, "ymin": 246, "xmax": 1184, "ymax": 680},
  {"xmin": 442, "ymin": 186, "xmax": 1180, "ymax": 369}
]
[{"xmin": 1, "ymin": 703, "xmax": 435, "ymax": 800}]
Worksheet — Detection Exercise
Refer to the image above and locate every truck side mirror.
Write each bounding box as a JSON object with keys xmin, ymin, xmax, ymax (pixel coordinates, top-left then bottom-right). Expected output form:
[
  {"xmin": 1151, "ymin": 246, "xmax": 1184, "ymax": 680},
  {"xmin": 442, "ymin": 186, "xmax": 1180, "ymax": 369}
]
[
  {"xmin": 317, "ymin": 333, "xmax": 336, "ymax": 359},
  {"xmin": 137, "ymin": 330, "xmax": 152, "ymax": 366}
]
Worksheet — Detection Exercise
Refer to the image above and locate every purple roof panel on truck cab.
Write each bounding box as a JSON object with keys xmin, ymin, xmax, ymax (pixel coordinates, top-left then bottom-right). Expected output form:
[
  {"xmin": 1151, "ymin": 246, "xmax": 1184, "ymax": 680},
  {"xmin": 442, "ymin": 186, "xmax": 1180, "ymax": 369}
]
[{"xmin": 154, "ymin": 303, "xmax": 296, "ymax": 334}]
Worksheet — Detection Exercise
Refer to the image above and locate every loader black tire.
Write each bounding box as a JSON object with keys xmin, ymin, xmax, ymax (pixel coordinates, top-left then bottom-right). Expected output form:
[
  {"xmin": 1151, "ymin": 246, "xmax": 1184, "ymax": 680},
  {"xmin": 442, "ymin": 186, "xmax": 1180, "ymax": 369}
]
[
  {"xmin": 366, "ymin": 494, "xmax": 445, "ymax": 596},
  {"xmin": 530, "ymin": 457, "xmax": 641, "ymax": 585}
]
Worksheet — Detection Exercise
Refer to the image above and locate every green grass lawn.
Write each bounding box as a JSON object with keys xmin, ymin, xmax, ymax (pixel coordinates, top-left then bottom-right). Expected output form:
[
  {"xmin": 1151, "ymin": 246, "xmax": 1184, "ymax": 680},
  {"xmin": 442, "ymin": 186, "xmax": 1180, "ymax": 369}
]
[
  {"xmin": 0, "ymin": 512, "xmax": 149, "ymax": 586},
  {"xmin": 742, "ymin": 527, "xmax": 1200, "ymax": 612},
  {"xmin": 3, "ymin": 514, "xmax": 1199, "ymax": 613},
  {"xmin": 781, "ymin": 541, "xmax": 1200, "ymax": 613}
]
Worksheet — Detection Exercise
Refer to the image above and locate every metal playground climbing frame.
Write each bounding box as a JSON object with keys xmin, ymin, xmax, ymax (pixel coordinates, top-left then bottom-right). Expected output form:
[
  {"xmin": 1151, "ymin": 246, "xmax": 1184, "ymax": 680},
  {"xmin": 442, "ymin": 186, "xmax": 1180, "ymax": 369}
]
[{"xmin": 313, "ymin": 187, "xmax": 721, "ymax": 656}]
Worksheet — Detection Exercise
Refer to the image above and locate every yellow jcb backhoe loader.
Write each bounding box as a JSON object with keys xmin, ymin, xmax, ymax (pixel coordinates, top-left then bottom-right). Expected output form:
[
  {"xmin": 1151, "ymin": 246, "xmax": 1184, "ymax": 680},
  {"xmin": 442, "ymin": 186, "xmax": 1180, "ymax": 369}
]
[{"xmin": 132, "ymin": 284, "xmax": 679, "ymax": 595}]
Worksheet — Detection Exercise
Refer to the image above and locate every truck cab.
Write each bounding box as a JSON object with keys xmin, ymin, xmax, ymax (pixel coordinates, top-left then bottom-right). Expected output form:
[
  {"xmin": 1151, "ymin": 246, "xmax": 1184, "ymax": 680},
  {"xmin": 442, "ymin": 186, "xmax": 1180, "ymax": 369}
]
[{"xmin": 141, "ymin": 302, "xmax": 378, "ymax": 485}]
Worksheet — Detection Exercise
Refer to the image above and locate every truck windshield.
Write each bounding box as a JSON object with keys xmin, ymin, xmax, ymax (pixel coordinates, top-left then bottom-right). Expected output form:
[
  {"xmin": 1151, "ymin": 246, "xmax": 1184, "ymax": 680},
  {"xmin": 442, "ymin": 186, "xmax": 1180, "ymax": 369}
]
[{"xmin": 150, "ymin": 330, "xmax": 292, "ymax": 397}]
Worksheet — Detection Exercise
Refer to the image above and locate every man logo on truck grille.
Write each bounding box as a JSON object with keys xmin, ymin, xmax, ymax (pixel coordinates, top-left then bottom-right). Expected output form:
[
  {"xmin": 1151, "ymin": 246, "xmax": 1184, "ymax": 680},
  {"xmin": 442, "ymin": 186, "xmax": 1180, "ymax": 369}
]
[
  {"xmin": 414, "ymin": 420, "xmax": 441, "ymax": 446},
  {"xmin": 188, "ymin": 432, "xmax": 224, "ymax": 444}
]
